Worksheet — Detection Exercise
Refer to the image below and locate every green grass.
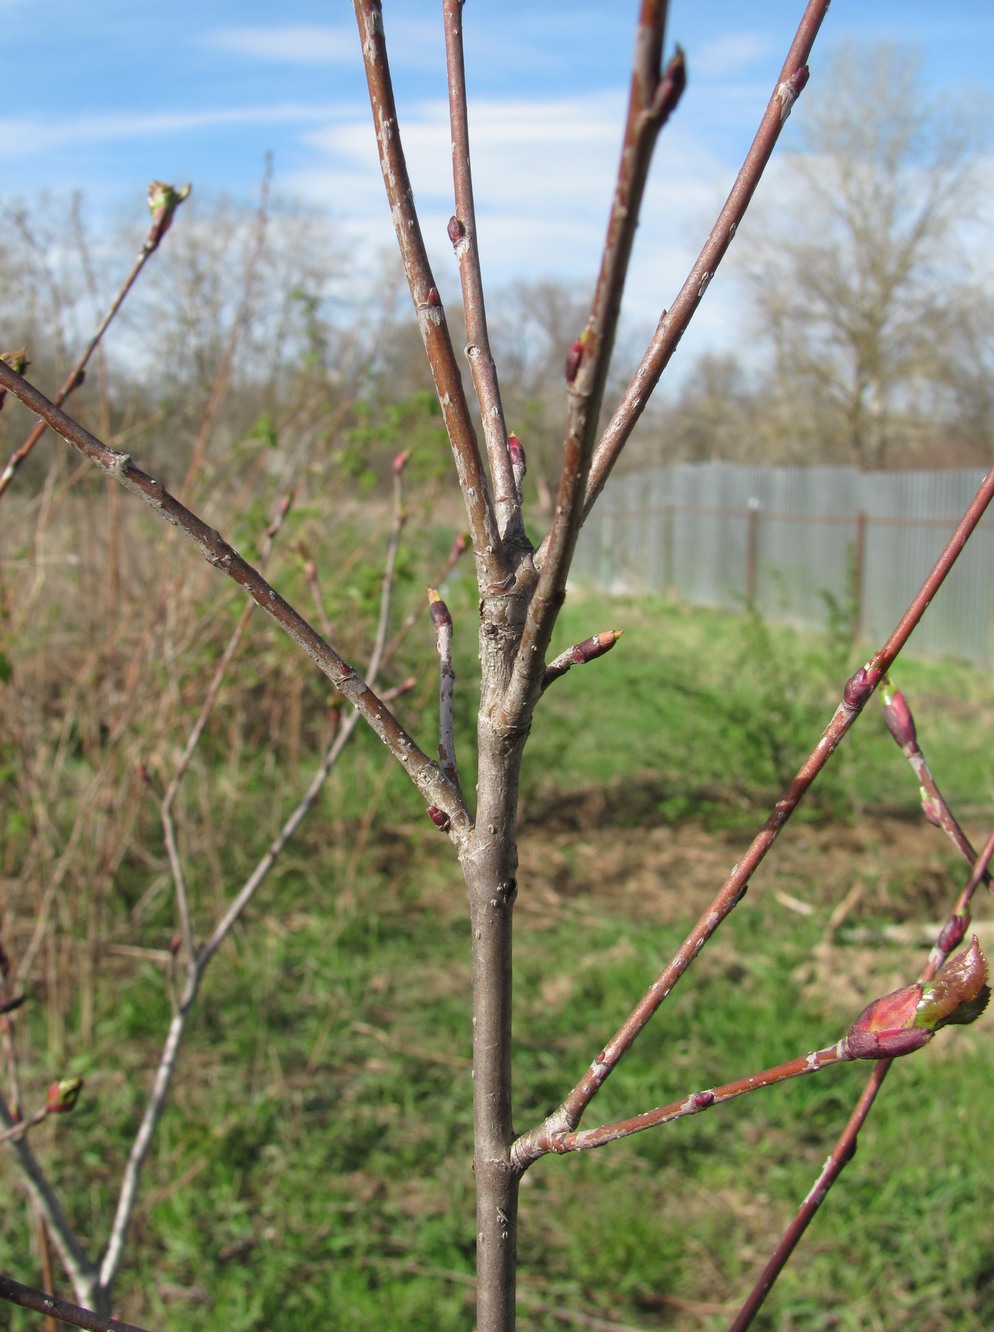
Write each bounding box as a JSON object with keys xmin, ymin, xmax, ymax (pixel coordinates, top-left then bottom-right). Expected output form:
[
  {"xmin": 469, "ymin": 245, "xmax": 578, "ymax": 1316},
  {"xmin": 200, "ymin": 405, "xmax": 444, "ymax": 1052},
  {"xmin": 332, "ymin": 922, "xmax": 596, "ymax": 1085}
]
[{"xmin": 2, "ymin": 594, "xmax": 993, "ymax": 1329}]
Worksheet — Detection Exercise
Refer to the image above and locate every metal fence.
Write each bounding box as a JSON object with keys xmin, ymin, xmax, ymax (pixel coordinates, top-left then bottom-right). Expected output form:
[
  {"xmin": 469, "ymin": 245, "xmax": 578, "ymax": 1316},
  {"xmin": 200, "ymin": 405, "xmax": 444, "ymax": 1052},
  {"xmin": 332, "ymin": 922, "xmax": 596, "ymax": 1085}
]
[{"xmin": 572, "ymin": 462, "xmax": 994, "ymax": 663}]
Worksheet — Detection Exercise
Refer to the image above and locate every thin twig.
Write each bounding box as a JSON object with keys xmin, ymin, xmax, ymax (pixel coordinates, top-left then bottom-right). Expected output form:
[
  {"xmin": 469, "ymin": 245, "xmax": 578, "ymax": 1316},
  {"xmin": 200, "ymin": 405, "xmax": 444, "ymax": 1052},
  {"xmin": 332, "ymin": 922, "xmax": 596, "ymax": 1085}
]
[
  {"xmin": 882, "ymin": 681, "xmax": 993, "ymax": 911},
  {"xmin": 98, "ymin": 458, "xmax": 447, "ymax": 1295},
  {"xmin": 578, "ymin": 0, "xmax": 830, "ymax": 527},
  {"xmin": 555, "ymin": 1041, "xmax": 848, "ymax": 1154},
  {"xmin": 429, "ymin": 589, "xmax": 458, "ymax": 783},
  {"xmin": 514, "ymin": 461, "xmax": 994, "ymax": 1166},
  {"xmin": 0, "ymin": 1090, "xmax": 97, "ymax": 1309},
  {"xmin": 508, "ymin": 4, "xmax": 684, "ymax": 720},
  {"xmin": 0, "ymin": 359, "xmax": 466, "ymax": 832},
  {"xmin": 0, "ymin": 1105, "xmax": 47, "ymax": 1145},
  {"xmin": 0, "ymin": 1272, "xmax": 148, "ymax": 1332},
  {"xmin": 352, "ymin": 0, "xmax": 505, "ymax": 590},
  {"xmin": 441, "ymin": 0, "xmax": 521, "ymax": 547},
  {"xmin": 179, "ymin": 158, "xmax": 270, "ymax": 496},
  {"xmin": 157, "ymin": 491, "xmax": 296, "ymax": 964},
  {"xmin": 731, "ymin": 826, "xmax": 994, "ymax": 1331},
  {"xmin": 0, "ymin": 182, "xmax": 190, "ymax": 500}
]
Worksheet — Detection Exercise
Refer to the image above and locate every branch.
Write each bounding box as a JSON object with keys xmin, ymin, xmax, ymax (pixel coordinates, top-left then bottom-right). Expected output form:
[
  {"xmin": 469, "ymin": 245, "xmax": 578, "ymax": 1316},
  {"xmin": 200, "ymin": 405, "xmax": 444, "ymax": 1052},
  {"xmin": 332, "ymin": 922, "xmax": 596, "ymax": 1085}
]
[
  {"xmin": 0, "ymin": 181, "xmax": 190, "ymax": 500},
  {"xmin": 428, "ymin": 589, "xmax": 458, "ymax": 785},
  {"xmin": 541, "ymin": 1043, "xmax": 850, "ymax": 1158},
  {"xmin": 507, "ymin": 5, "xmax": 685, "ymax": 719},
  {"xmin": 442, "ymin": 0, "xmax": 521, "ymax": 547},
  {"xmin": 0, "ymin": 1089, "xmax": 97, "ymax": 1310},
  {"xmin": 352, "ymin": 0, "xmax": 506, "ymax": 589},
  {"xmin": 0, "ymin": 359, "xmax": 466, "ymax": 831},
  {"xmin": 732, "ymin": 851, "xmax": 994, "ymax": 1330},
  {"xmin": 540, "ymin": 629, "xmax": 623, "ymax": 693},
  {"xmin": 99, "ymin": 445, "xmax": 426, "ymax": 1293},
  {"xmin": 155, "ymin": 490, "xmax": 295, "ymax": 965},
  {"xmin": 578, "ymin": 0, "xmax": 830, "ymax": 524},
  {"xmin": 881, "ymin": 681, "xmax": 993, "ymax": 916},
  {"xmin": 0, "ymin": 1273, "xmax": 148, "ymax": 1332},
  {"xmin": 514, "ymin": 461, "xmax": 994, "ymax": 1165}
]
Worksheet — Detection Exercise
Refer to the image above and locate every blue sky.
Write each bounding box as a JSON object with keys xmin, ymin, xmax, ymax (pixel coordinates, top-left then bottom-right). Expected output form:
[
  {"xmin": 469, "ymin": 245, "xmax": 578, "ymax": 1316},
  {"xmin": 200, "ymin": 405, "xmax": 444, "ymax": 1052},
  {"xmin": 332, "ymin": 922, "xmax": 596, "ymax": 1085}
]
[{"xmin": 4, "ymin": 2, "xmax": 994, "ymax": 359}]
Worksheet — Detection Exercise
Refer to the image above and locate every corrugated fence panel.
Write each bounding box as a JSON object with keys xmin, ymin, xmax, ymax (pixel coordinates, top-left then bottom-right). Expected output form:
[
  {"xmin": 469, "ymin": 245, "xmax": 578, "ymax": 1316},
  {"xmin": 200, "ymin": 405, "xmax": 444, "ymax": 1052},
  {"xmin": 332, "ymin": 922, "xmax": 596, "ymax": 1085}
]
[{"xmin": 572, "ymin": 464, "xmax": 994, "ymax": 663}]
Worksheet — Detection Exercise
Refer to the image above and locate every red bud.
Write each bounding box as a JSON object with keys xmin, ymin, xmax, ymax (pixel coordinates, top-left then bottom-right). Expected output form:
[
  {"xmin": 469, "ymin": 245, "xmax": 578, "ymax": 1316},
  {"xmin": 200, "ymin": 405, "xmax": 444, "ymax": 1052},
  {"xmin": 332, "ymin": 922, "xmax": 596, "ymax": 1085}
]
[
  {"xmin": 882, "ymin": 683, "xmax": 917, "ymax": 750},
  {"xmin": 565, "ymin": 338, "xmax": 585, "ymax": 386},
  {"xmin": 842, "ymin": 980, "xmax": 929, "ymax": 1059},
  {"xmin": 427, "ymin": 588, "xmax": 452, "ymax": 631},
  {"xmin": 843, "ymin": 663, "xmax": 883, "ymax": 710},
  {"xmin": 45, "ymin": 1077, "xmax": 83, "ymax": 1115}
]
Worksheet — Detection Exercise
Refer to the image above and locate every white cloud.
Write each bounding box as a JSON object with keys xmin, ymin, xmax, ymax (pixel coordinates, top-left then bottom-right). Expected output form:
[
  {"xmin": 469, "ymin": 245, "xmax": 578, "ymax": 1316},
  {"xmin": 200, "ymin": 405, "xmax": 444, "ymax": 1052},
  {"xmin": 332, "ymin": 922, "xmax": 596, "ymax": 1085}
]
[
  {"xmin": 283, "ymin": 85, "xmax": 741, "ymax": 349},
  {"xmin": 206, "ymin": 18, "xmax": 444, "ymax": 73},
  {"xmin": 0, "ymin": 104, "xmax": 340, "ymax": 159},
  {"xmin": 694, "ymin": 32, "xmax": 776, "ymax": 81},
  {"xmin": 207, "ymin": 26, "xmax": 356, "ymax": 65}
]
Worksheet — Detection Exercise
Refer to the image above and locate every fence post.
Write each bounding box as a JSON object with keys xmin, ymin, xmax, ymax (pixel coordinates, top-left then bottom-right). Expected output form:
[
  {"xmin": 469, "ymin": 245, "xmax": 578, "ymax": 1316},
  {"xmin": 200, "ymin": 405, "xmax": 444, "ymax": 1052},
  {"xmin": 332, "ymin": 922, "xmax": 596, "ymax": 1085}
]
[
  {"xmin": 746, "ymin": 498, "xmax": 760, "ymax": 607},
  {"xmin": 852, "ymin": 510, "xmax": 866, "ymax": 639}
]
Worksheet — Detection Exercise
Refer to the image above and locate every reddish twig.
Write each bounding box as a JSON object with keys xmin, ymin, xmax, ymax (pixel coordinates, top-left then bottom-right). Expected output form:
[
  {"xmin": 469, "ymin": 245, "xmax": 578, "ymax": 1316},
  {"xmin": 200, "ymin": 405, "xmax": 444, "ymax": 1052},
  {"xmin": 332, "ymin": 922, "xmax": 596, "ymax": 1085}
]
[
  {"xmin": 882, "ymin": 681, "xmax": 993, "ymax": 912},
  {"xmin": 541, "ymin": 629, "xmax": 623, "ymax": 693},
  {"xmin": 509, "ymin": 4, "xmax": 685, "ymax": 720},
  {"xmin": 578, "ymin": 0, "xmax": 830, "ymax": 523},
  {"xmin": 732, "ymin": 833, "xmax": 994, "ymax": 1331},
  {"xmin": 514, "ymin": 461, "xmax": 994, "ymax": 1168}
]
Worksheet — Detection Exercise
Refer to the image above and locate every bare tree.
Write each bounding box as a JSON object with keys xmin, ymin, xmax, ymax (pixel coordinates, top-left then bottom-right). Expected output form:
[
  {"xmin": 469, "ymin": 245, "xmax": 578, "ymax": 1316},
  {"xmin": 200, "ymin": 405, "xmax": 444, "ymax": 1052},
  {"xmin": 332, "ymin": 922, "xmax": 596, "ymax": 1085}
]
[
  {"xmin": 1, "ymin": 5, "xmax": 994, "ymax": 1332},
  {"xmin": 739, "ymin": 42, "xmax": 986, "ymax": 468}
]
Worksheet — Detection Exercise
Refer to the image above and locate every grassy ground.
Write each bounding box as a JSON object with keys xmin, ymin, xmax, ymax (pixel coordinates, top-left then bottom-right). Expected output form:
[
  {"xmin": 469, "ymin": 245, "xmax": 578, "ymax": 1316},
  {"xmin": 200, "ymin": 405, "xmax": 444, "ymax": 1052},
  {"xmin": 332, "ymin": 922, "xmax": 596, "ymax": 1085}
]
[{"xmin": 3, "ymin": 592, "xmax": 994, "ymax": 1329}]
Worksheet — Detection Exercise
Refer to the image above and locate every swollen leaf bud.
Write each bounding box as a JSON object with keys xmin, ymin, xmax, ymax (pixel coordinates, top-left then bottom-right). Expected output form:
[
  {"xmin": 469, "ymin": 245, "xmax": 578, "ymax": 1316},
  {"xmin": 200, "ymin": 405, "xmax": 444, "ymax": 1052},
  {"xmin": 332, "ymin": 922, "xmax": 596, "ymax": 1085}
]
[
  {"xmin": 427, "ymin": 806, "xmax": 451, "ymax": 832},
  {"xmin": 508, "ymin": 433, "xmax": 526, "ymax": 500},
  {"xmin": 653, "ymin": 46, "xmax": 687, "ymax": 122},
  {"xmin": 843, "ymin": 1024, "xmax": 932, "ymax": 1060},
  {"xmin": 574, "ymin": 629, "xmax": 623, "ymax": 663},
  {"xmin": 45, "ymin": 1077, "xmax": 83, "ymax": 1115},
  {"xmin": 916, "ymin": 937, "xmax": 990, "ymax": 1031},
  {"xmin": 146, "ymin": 181, "xmax": 191, "ymax": 249},
  {"xmin": 447, "ymin": 215, "xmax": 466, "ymax": 244},
  {"xmin": 881, "ymin": 682, "xmax": 917, "ymax": 751},
  {"xmin": 843, "ymin": 663, "xmax": 883, "ymax": 711},
  {"xmin": 0, "ymin": 348, "xmax": 29, "ymax": 412},
  {"xmin": 0, "ymin": 347, "xmax": 28, "ymax": 376},
  {"xmin": 427, "ymin": 588, "xmax": 452, "ymax": 632},
  {"xmin": 842, "ymin": 981, "xmax": 930, "ymax": 1060}
]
